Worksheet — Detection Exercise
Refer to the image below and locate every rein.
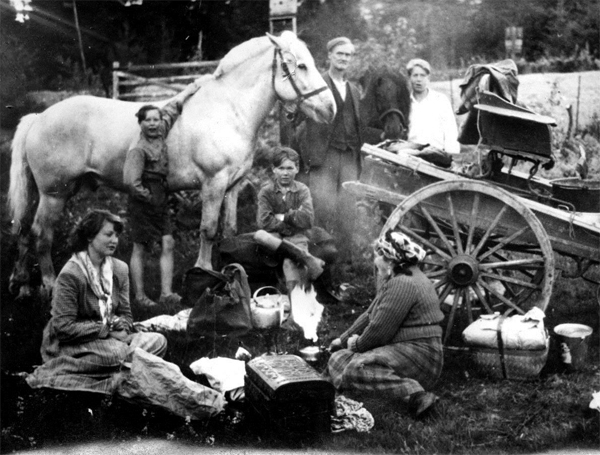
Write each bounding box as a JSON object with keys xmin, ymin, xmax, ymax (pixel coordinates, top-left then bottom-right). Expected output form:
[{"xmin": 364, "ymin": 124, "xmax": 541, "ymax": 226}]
[{"xmin": 271, "ymin": 48, "xmax": 329, "ymax": 120}]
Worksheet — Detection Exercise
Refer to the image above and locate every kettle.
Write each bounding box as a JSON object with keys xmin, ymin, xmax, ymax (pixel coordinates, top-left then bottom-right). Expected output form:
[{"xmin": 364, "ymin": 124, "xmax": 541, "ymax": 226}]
[{"xmin": 251, "ymin": 286, "xmax": 284, "ymax": 329}]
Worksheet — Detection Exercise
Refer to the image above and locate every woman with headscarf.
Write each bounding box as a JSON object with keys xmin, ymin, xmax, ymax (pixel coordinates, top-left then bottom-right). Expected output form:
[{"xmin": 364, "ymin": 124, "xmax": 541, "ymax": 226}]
[
  {"xmin": 326, "ymin": 231, "xmax": 444, "ymax": 418},
  {"xmin": 26, "ymin": 209, "xmax": 167, "ymax": 395}
]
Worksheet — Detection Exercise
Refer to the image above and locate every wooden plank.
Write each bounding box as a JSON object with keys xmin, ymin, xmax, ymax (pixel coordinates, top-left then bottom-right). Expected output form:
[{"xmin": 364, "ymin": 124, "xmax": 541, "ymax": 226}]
[
  {"xmin": 116, "ymin": 92, "xmax": 177, "ymax": 100},
  {"xmin": 342, "ymin": 181, "xmax": 406, "ymax": 206},
  {"xmin": 122, "ymin": 61, "xmax": 219, "ymax": 71},
  {"xmin": 119, "ymin": 75, "xmax": 203, "ymax": 86}
]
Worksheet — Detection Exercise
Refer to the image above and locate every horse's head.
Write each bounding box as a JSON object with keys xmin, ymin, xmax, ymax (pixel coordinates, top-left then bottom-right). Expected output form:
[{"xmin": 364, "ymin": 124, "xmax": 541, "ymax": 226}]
[
  {"xmin": 267, "ymin": 31, "xmax": 336, "ymax": 124},
  {"xmin": 360, "ymin": 68, "xmax": 410, "ymax": 141}
]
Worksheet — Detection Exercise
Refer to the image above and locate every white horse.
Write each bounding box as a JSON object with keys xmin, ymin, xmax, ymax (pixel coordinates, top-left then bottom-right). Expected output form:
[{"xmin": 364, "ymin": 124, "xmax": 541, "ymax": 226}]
[{"xmin": 7, "ymin": 31, "xmax": 336, "ymax": 297}]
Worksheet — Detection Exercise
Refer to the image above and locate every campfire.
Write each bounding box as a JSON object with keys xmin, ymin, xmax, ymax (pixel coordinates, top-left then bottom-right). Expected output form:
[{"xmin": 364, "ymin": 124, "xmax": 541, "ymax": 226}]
[{"xmin": 289, "ymin": 285, "xmax": 324, "ymax": 343}]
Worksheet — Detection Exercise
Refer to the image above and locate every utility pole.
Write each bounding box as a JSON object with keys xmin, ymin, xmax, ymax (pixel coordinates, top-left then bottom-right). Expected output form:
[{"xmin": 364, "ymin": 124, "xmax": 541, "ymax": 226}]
[
  {"xmin": 71, "ymin": 0, "xmax": 87, "ymax": 74},
  {"xmin": 269, "ymin": 0, "xmax": 297, "ymax": 34}
]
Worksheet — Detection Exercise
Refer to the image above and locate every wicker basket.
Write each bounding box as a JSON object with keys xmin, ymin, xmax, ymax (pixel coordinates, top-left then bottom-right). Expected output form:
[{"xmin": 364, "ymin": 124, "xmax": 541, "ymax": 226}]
[{"xmin": 470, "ymin": 341, "xmax": 549, "ymax": 380}]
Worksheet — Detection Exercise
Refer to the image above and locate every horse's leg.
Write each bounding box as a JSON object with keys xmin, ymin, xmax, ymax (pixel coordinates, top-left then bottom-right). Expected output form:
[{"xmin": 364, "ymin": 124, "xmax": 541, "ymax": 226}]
[
  {"xmin": 9, "ymin": 229, "xmax": 36, "ymax": 299},
  {"xmin": 222, "ymin": 181, "xmax": 242, "ymax": 239},
  {"xmin": 194, "ymin": 176, "xmax": 228, "ymax": 270},
  {"xmin": 31, "ymin": 193, "xmax": 67, "ymax": 297}
]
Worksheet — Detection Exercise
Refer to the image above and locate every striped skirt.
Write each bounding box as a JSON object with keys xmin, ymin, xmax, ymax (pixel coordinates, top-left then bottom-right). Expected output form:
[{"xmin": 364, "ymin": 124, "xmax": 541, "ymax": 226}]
[
  {"xmin": 26, "ymin": 332, "xmax": 167, "ymax": 395},
  {"xmin": 326, "ymin": 337, "xmax": 443, "ymax": 400}
]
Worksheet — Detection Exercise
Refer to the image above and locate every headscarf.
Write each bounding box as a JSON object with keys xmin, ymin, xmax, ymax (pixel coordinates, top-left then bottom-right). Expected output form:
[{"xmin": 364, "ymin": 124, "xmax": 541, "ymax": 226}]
[
  {"xmin": 327, "ymin": 37, "xmax": 353, "ymax": 53},
  {"xmin": 374, "ymin": 231, "xmax": 426, "ymax": 266}
]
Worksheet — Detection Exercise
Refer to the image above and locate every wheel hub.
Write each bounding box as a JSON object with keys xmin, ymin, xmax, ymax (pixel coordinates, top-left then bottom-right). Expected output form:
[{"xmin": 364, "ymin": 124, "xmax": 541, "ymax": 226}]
[{"xmin": 447, "ymin": 255, "xmax": 480, "ymax": 286}]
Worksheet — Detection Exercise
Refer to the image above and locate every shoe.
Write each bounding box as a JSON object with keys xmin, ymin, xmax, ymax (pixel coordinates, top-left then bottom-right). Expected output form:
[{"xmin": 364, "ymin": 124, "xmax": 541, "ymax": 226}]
[
  {"xmin": 408, "ymin": 391, "xmax": 439, "ymax": 419},
  {"xmin": 158, "ymin": 293, "xmax": 182, "ymax": 306},
  {"xmin": 134, "ymin": 295, "xmax": 158, "ymax": 307}
]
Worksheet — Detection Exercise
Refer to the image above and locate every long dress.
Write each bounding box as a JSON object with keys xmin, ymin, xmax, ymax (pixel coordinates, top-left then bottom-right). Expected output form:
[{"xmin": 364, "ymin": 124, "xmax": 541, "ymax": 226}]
[
  {"xmin": 326, "ymin": 266, "xmax": 444, "ymax": 399},
  {"xmin": 26, "ymin": 258, "xmax": 166, "ymax": 394}
]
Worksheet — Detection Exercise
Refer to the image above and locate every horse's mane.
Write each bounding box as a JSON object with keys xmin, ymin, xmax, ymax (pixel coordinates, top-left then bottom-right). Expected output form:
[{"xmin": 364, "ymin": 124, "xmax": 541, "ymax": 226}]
[
  {"xmin": 214, "ymin": 31, "xmax": 303, "ymax": 79},
  {"xmin": 214, "ymin": 36, "xmax": 272, "ymax": 78}
]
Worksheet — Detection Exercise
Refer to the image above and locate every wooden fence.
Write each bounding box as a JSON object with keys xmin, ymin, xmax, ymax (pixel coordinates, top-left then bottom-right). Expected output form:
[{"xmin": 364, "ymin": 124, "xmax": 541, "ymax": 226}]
[{"xmin": 112, "ymin": 60, "xmax": 219, "ymax": 102}]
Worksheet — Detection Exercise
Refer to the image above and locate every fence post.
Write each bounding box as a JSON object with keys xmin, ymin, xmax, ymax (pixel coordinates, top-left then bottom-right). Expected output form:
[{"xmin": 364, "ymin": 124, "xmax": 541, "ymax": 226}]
[
  {"xmin": 112, "ymin": 61, "xmax": 120, "ymax": 99},
  {"xmin": 575, "ymin": 74, "xmax": 581, "ymax": 133}
]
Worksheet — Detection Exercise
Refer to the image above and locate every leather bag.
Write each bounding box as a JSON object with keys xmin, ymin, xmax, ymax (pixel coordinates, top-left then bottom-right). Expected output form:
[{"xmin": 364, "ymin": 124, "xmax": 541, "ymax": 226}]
[{"xmin": 187, "ymin": 263, "xmax": 252, "ymax": 337}]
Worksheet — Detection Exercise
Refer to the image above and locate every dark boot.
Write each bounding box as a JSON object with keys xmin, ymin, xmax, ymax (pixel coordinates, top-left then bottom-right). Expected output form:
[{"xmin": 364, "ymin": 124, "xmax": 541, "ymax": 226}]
[
  {"xmin": 277, "ymin": 239, "xmax": 324, "ymax": 281},
  {"xmin": 408, "ymin": 391, "xmax": 439, "ymax": 419}
]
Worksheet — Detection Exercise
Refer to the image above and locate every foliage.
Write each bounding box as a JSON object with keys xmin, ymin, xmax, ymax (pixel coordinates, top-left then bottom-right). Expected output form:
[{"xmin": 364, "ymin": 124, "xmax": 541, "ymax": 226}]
[
  {"xmin": 347, "ymin": 17, "xmax": 422, "ymax": 79},
  {"xmin": 296, "ymin": 0, "xmax": 368, "ymax": 69}
]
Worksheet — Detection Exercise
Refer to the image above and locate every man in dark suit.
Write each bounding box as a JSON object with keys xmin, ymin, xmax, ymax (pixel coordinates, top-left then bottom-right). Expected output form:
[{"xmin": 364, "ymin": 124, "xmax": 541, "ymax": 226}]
[{"xmin": 294, "ymin": 37, "xmax": 363, "ymax": 258}]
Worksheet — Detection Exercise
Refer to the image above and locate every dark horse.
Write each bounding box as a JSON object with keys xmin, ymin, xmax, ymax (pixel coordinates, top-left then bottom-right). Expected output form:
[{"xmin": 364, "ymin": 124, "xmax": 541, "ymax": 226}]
[{"xmin": 359, "ymin": 66, "xmax": 411, "ymax": 143}]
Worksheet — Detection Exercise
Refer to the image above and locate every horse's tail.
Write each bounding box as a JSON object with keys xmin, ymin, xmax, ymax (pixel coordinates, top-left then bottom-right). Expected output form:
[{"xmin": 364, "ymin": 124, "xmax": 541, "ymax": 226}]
[{"xmin": 8, "ymin": 114, "xmax": 38, "ymax": 233}]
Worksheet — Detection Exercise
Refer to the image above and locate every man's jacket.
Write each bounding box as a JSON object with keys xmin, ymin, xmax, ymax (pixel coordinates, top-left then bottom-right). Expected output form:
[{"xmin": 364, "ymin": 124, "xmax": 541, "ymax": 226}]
[{"xmin": 288, "ymin": 72, "xmax": 364, "ymax": 170}]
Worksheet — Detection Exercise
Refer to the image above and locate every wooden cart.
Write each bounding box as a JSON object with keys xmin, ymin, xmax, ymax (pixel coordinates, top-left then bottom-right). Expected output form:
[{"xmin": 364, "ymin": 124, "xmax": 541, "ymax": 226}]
[{"xmin": 344, "ymin": 91, "xmax": 600, "ymax": 345}]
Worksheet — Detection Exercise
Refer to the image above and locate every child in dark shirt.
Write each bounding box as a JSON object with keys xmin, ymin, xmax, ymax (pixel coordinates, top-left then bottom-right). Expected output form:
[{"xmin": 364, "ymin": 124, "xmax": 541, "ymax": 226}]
[{"xmin": 256, "ymin": 147, "xmax": 314, "ymax": 292}]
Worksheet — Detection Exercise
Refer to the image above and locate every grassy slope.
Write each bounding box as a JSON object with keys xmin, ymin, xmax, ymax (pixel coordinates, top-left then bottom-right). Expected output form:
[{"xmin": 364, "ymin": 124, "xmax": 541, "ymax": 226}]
[{"xmin": 432, "ymin": 70, "xmax": 600, "ymax": 132}]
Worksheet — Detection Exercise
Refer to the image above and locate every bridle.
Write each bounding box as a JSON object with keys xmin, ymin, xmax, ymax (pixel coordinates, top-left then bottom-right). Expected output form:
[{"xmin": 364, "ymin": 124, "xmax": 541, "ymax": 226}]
[
  {"xmin": 271, "ymin": 47, "xmax": 329, "ymax": 120},
  {"xmin": 378, "ymin": 108, "xmax": 407, "ymax": 130}
]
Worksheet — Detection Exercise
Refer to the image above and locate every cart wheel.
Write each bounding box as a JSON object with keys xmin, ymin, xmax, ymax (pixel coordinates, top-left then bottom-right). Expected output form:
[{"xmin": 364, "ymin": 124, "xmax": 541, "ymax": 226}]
[{"xmin": 381, "ymin": 180, "xmax": 555, "ymax": 346}]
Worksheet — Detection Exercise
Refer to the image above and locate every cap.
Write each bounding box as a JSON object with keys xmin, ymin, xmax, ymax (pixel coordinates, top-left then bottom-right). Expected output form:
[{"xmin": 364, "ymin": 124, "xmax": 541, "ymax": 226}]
[
  {"xmin": 406, "ymin": 58, "xmax": 431, "ymax": 75},
  {"xmin": 327, "ymin": 37, "xmax": 353, "ymax": 52}
]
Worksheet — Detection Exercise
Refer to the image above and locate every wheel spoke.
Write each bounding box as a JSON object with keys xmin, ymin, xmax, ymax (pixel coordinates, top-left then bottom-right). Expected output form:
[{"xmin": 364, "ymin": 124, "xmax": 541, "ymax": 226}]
[
  {"xmin": 434, "ymin": 277, "xmax": 449, "ymax": 290},
  {"xmin": 471, "ymin": 205, "xmax": 509, "ymax": 258},
  {"xmin": 472, "ymin": 282, "xmax": 494, "ymax": 314},
  {"xmin": 479, "ymin": 279, "xmax": 526, "ymax": 314},
  {"xmin": 465, "ymin": 192, "xmax": 480, "ymax": 254},
  {"xmin": 447, "ymin": 193, "xmax": 464, "ymax": 254},
  {"xmin": 425, "ymin": 268, "xmax": 448, "ymax": 280},
  {"xmin": 397, "ymin": 225, "xmax": 452, "ymax": 261},
  {"xmin": 478, "ymin": 226, "xmax": 531, "ymax": 262},
  {"xmin": 491, "ymin": 251, "xmax": 536, "ymax": 280},
  {"xmin": 419, "ymin": 204, "xmax": 457, "ymax": 256},
  {"xmin": 437, "ymin": 281, "xmax": 454, "ymax": 305},
  {"xmin": 480, "ymin": 271, "xmax": 539, "ymax": 290},
  {"xmin": 443, "ymin": 288, "xmax": 462, "ymax": 346},
  {"xmin": 480, "ymin": 257, "xmax": 545, "ymax": 269},
  {"xmin": 464, "ymin": 286, "xmax": 474, "ymax": 324}
]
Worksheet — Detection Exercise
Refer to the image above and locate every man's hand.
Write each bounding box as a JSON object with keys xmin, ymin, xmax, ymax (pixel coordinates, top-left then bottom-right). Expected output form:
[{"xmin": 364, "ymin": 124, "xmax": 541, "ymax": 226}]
[
  {"xmin": 275, "ymin": 213, "xmax": 285, "ymax": 222},
  {"xmin": 328, "ymin": 338, "xmax": 343, "ymax": 353}
]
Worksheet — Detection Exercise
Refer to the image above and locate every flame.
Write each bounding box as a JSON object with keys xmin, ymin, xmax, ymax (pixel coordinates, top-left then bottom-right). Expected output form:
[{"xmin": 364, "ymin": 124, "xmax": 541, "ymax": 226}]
[{"xmin": 290, "ymin": 285, "xmax": 323, "ymax": 342}]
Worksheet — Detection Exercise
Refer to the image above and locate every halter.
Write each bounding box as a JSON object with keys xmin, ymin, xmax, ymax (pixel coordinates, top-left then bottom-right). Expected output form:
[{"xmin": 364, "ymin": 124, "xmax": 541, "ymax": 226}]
[
  {"xmin": 378, "ymin": 108, "xmax": 407, "ymax": 129},
  {"xmin": 271, "ymin": 48, "xmax": 329, "ymax": 120}
]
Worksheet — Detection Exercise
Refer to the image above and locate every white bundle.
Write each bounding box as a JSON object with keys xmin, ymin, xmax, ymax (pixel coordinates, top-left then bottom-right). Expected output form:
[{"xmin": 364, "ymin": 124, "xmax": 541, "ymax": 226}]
[{"xmin": 462, "ymin": 307, "xmax": 548, "ymax": 350}]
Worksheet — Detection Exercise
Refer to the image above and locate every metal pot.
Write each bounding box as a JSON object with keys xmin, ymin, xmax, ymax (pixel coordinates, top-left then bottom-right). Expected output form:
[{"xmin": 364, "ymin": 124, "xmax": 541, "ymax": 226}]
[
  {"xmin": 298, "ymin": 345, "xmax": 323, "ymax": 362},
  {"xmin": 251, "ymin": 286, "xmax": 283, "ymax": 329}
]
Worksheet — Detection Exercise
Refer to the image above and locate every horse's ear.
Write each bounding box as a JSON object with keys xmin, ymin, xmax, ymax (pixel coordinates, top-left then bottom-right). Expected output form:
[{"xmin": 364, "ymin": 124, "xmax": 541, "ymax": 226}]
[{"xmin": 266, "ymin": 32, "xmax": 284, "ymax": 49}]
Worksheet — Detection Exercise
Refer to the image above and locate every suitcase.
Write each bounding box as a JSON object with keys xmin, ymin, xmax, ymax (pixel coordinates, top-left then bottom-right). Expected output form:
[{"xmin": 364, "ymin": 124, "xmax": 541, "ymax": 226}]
[{"xmin": 244, "ymin": 355, "xmax": 335, "ymax": 434}]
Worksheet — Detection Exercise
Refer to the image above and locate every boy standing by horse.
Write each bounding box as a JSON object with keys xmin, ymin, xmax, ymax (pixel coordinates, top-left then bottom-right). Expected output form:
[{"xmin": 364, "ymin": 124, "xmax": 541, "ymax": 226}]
[{"xmin": 123, "ymin": 80, "xmax": 202, "ymax": 307}]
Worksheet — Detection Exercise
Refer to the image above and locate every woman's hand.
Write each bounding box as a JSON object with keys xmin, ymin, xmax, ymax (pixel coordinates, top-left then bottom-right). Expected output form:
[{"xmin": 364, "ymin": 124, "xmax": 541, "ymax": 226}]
[
  {"xmin": 108, "ymin": 330, "xmax": 129, "ymax": 342},
  {"xmin": 110, "ymin": 317, "xmax": 129, "ymax": 332},
  {"xmin": 347, "ymin": 334, "xmax": 359, "ymax": 352},
  {"xmin": 328, "ymin": 338, "xmax": 343, "ymax": 353}
]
